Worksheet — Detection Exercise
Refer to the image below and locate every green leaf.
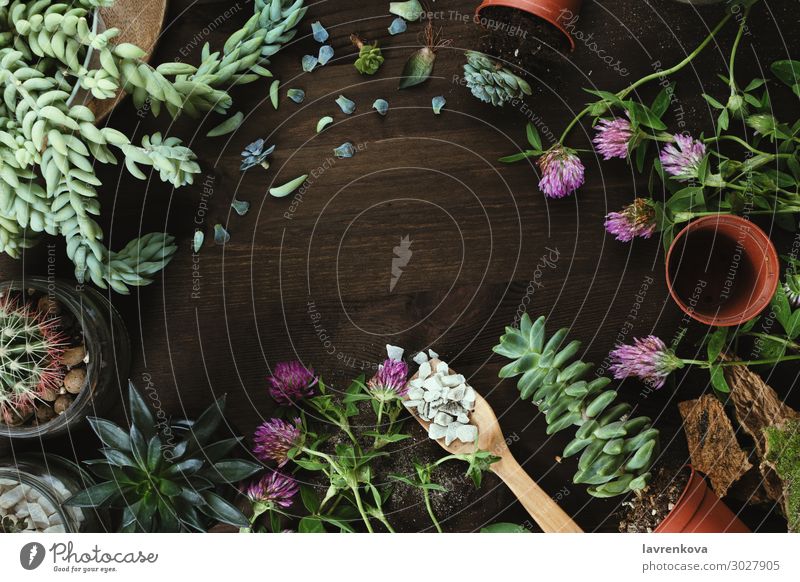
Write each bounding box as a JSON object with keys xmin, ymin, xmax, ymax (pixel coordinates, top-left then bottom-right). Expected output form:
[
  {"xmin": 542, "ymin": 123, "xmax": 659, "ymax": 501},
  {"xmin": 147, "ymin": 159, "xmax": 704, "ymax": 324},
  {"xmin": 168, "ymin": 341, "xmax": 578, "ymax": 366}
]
[
  {"xmin": 206, "ymin": 460, "xmax": 262, "ymax": 483},
  {"xmin": 706, "ymin": 328, "xmax": 728, "ymax": 363},
  {"xmin": 87, "ymin": 418, "xmax": 132, "ymax": 452},
  {"xmin": 717, "ymin": 108, "xmax": 729, "ymax": 133},
  {"xmin": 651, "ymin": 83, "xmax": 674, "ymax": 117},
  {"xmin": 202, "ymin": 438, "xmax": 244, "ymax": 462},
  {"xmin": 293, "ymin": 458, "xmax": 327, "ymax": 471},
  {"xmin": 300, "ymin": 485, "xmax": 321, "ymax": 513},
  {"xmin": 771, "ymin": 60, "xmax": 800, "ymax": 91},
  {"xmin": 128, "ymin": 382, "xmax": 156, "ymax": 440},
  {"xmin": 164, "ymin": 458, "xmax": 204, "ymax": 477},
  {"xmin": 187, "ymin": 395, "xmax": 226, "ymax": 449},
  {"xmin": 398, "ymin": 48, "xmax": 434, "ymax": 89},
  {"xmin": 499, "ymin": 152, "xmax": 532, "ymax": 163},
  {"xmin": 709, "ymin": 365, "xmax": 730, "ymax": 393},
  {"xmin": 200, "ymin": 491, "xmax": 249, "ymax": 528},
  {"xmin": 481, "ymin": 522, "xmax": 529, "ymax": 533},
  {"xmin": 158, "ymin": 478, "xmax": 182, "ymax": 497},
  {"xmin": 101, "ymin": 448, "xmax": 138, "ymax": 468},
  {"xmin": 786, "ymin": 310, "xmax": 800, "ymax": 340},
  {"xmin": 206, "ymin": 111, "xmax": 244, "ymax": 137},
  {"xmin": 130, "ymin": 425, "xmax": 148, "ymax": 468},
  {"xmin": 146, "ymin": 435, "xmax": 162, "ymax": 472},
  {"xmin": 624, "ymin": 100, "xmax": 667, "ymax": 131},
  {"xmin": 298, "ymin": 516, "xmax": 325, "ymax": 533},
  {"xmin": 772, "ymin": 284, "xmax": 792, "ymax": 329},
  {"xmin": 65, "ymin": 482, "xmax": 122, "ymax": 508},
  {"xmin": 701, "ymin": 94, "xmax": 725, "ymax": 109},
  {"xmin": 526, "ymin": 123, "xmax": 542, "ymax": 150}
]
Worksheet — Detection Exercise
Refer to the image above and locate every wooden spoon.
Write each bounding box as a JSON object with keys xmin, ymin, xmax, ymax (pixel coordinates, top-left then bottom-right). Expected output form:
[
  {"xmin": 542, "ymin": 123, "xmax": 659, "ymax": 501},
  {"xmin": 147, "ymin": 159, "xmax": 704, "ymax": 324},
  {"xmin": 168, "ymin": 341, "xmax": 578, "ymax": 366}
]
[{"xmin": 407, "ymin": 359, "xmax": 583, "ymax": 533}]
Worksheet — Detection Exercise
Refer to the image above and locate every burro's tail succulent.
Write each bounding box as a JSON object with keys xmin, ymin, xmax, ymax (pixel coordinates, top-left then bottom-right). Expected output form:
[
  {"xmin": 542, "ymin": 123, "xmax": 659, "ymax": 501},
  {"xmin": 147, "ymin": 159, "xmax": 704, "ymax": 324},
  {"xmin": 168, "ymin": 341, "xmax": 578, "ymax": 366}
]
[
  {"xmin": 0, "ymin": 295, "xmax": 65, "ymax": 425},
  {"xmin": 493, "ymin": 314, "xmax": 659, "ymax": 497}
]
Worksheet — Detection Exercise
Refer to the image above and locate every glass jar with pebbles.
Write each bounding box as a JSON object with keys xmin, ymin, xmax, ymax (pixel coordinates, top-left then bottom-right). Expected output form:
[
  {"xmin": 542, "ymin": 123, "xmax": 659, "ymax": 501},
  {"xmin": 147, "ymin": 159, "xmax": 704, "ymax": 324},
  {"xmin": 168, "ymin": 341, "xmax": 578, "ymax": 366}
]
[
  {"xmin": 0, "ymin": 454, "xmax": 102, "ymax": 532},
  {"xmin": 404, "ymin": 350, "xmax": 478, "ymax": 445},
  {"xmin": 0, "ymin": 278, "xmax": 130, "ymax": 439}
]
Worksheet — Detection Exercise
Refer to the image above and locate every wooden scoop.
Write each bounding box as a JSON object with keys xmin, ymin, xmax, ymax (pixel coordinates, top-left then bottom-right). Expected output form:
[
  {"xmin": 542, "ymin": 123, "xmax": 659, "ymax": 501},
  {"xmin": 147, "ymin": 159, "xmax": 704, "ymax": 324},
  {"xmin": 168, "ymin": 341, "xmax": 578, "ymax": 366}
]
[{"xmin": 407, "ymin": 359, "xmax": 583, "ymax": 533}]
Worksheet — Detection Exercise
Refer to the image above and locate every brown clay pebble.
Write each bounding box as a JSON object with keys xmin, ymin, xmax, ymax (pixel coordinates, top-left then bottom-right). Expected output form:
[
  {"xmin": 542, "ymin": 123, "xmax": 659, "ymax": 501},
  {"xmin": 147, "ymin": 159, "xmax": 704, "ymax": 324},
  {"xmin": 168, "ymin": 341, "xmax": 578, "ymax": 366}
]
[
  {"xmin": 37, "ymin": 296, "xmax": 62, "ymax": 316},
  {"xmin": 60, "ymin": 345, "xmax": 86, "ymax": 367},
  {"xmin": 40, "ymin": 385, "xmax": 59, "ymax": 402},
  {"xmin": 64, "ymin": 368, "xmax": 86, "ymax": 394},
  {"xmin": 35, "ymin": 405, "xmax": 56, "ymax": 422},
  {"xmin": 54, "ymin": 394, "xmax": 73, "ymax": 415}
]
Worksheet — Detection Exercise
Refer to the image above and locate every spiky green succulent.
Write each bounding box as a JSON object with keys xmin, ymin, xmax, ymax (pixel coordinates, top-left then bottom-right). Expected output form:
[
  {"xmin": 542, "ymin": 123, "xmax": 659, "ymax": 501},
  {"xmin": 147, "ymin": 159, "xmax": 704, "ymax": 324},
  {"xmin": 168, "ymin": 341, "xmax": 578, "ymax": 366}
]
[
  {"xmin": 66, "ymin": 382, "xmax": 262, "ymax": 532},
  {"xmin": 493, "ymin": 314, "xmax": 659, "ymax": 498},
  {"xmin": 0, "ymin": 295, "xmax": 65, "ymax": 425},
  {"xmin": 463, "ymin": 51, "xmax": 532, "ymax": 107}
]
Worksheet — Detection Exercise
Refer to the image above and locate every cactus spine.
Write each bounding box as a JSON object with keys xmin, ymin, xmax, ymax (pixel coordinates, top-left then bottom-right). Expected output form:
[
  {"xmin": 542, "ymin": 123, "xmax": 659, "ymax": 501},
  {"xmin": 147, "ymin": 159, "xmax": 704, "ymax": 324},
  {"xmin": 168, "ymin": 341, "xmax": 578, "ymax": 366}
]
[{"xmin": 0, "ymin": 295, "xmax": 65, "ymax": 424}]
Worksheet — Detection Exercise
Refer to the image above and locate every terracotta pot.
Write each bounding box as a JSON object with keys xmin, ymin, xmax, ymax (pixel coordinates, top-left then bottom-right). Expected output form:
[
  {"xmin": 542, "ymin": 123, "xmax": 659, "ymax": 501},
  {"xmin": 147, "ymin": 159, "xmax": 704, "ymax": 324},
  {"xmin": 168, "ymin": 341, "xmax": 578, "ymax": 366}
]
[
  {"xmin": 656, "ymin": 466, "xmax": 750, "ymax": 533},
  {"xmin": 666, "ymin": 215, "xmax": 779, "ymax": 327},
  {"xmin": 475, "ymin": 0, "xmax": 583, "ymax": 51}
]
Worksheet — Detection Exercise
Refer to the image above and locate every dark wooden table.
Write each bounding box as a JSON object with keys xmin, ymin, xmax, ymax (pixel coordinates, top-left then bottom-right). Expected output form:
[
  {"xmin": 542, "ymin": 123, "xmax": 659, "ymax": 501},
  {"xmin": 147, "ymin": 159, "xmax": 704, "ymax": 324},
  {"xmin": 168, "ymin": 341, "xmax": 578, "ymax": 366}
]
[{"xmin": 2, "ymin": 0, "xmax": 798, "ymax": 532}]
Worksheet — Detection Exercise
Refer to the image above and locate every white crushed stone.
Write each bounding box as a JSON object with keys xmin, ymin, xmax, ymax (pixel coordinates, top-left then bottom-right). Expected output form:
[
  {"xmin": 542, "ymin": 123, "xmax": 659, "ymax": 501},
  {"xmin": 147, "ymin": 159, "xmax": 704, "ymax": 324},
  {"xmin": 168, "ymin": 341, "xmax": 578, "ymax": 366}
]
[
  {"xmin": 386, "ymin": 344, "xmax": 404, "ymax": 362},
  {"xmin": 404, "ymin": 352, "xmax": 477, "ymax": 445},
  {"xmin": 0, "ymin": 474, "xmax": 81, "ymax": 532}
]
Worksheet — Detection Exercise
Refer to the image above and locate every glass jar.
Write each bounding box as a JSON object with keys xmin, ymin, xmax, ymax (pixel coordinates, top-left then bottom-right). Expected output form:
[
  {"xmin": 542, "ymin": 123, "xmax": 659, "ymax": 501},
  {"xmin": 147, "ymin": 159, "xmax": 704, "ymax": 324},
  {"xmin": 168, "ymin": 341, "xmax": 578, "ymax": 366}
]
[
  {"xmin": 0, "ymin": 454, "xmax": 103, "ymax": 532},
  {"xmin": 0, "ymin": 277, "xmax": 131, "ymax": 439}
]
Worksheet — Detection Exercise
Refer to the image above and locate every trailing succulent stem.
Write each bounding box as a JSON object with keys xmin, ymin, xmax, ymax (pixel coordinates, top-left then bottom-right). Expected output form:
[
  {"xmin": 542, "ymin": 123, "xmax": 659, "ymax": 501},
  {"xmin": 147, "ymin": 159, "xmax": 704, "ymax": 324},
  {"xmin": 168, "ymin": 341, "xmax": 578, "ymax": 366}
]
[
  {"xmin": 0, "ymin": 0, "xmax": 304, "ymax": 292},
  {"xmin": 493, "ymin": 314, "xmax": 659, "ymax": 497},
  {"xmin": 0, "ymin": 295, "xmax": 65, "ymax": 425}
]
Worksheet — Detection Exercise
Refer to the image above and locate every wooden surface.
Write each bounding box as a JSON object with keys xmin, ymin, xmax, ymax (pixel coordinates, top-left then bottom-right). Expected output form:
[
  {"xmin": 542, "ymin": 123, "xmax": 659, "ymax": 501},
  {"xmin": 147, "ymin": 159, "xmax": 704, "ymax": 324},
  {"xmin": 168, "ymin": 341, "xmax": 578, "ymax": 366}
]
[{"xmin": 2, "ymin": 0, "xmax": 799, "ymax": 532}]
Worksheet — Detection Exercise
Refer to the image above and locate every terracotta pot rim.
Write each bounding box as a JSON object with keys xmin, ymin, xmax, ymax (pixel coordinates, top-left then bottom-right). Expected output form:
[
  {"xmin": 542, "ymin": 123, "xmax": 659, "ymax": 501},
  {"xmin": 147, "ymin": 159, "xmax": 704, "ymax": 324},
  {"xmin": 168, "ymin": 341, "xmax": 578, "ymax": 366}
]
[
  {"xmin": 665, "ymin": 215, "xmax": 779, "ymax": 327},
  {"xmin": 654, "ymin": 465, "xmax": 702, "ymax": 533},
  {"xmin": 475, "ymin": 0, "xmax": 581, "ymax": 51}
]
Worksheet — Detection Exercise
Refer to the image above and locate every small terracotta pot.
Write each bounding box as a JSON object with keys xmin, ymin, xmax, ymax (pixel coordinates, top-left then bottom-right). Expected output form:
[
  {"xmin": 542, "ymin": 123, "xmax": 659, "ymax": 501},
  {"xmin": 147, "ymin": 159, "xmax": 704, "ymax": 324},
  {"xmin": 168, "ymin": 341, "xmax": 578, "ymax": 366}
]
[
  {"xmin": 475, "ymin": 0, "xmax": 583, "ymax": 51},
  {"xmin": 666, "ymin": 215, "xmax": 779, "ymax": 327},
  {"xmin": 656, "ymin": 466, "xmax": 749, "ymax": 533}
]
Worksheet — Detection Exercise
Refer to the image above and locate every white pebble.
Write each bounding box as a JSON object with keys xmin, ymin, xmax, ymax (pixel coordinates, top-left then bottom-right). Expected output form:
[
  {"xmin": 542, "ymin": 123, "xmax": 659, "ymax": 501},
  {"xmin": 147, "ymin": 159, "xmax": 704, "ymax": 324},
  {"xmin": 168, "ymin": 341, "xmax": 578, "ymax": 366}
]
[
  {"xmin": 440, "ymin": 374, "xmax": 464, "ymax": 387},
  {"xmin": 44, "ymin": 524, "xmax": 66, "ymax": 533},
  {"xmin": 434, "ymin": 412, "xmax": 453, "ymax": 426},
  {"xmin": 429, "ymin": 424, "xmax": 447, "ymax": 440},
  {"xmin": 386, "ymin": 344, "xmax": 404, "ymax": 361},
  {"xmin": 418, "ymin": 361, "xmax": 431, "ymax": 380},
  {"xmin": 413, "ymin": 352, "xmax": 429, "ymax": 365},
  {"xmin": 435, "ymin": 361, "xmax": 449, "ymax": 375},
  {"xmin": 456, "ymin": 424, "xmax": 478, "ymax": 443},
  {"xmin": 0, "ymin": 486, "xmax": 24, "ymax": 509},
  {"xmin": 428, "ymin": 349, "xmax": 439, "ymax": 359}
]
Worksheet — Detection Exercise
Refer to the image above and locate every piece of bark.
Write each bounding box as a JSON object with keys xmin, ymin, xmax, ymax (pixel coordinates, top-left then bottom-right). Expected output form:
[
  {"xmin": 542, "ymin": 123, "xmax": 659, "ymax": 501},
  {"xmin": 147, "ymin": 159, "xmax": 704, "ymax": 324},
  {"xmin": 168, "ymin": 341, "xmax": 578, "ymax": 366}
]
[
  {"xmin": 679, "ymin": 394, "xmax": 752, "ymax": 497},
  {"xmin": 724, "ymin": 357, "xmax": 800, "ymax": 513}
]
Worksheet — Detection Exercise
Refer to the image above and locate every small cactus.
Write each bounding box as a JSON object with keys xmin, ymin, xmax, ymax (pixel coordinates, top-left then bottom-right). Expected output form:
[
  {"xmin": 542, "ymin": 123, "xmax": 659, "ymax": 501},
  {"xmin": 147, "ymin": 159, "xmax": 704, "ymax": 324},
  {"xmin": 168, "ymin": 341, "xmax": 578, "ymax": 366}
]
[{"xmin": 0, "ymin": 295, "xmax": 66, "ymax": 425}]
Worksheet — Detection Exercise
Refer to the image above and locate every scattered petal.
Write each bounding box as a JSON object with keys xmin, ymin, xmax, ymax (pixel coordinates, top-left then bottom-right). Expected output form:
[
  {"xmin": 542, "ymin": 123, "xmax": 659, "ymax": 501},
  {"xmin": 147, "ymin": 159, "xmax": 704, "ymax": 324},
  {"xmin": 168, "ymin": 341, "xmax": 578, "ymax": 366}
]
[
  {"xmin": 335, "ymin": 94, "xmax": 356, "ymax": 114},
  {"xmin": 311, "ymin": 21, "xmax": 329, "ymax": 43},
  {"xmin": 372, "ymin": 98, "xmax": 389, "ymax": 115},
  {"xmin": 269, "ymin": 80, "xmax": 280, "ymax": 109},
  {"xmin": 432, "ymin": 96, "xmax": 446, "ymax": 114},
  {"xmin": 231, "ymin": 199, "xmax": 250, "ymax": 216},
  {"xmin": 388, "ymin": 17, "xmax": 407, "ymax": 35},
  {"xmin": 213, "ymin": 224, "xmax": 230, "ymax": 245},
  {"xmin": 287, "ymin": 88, "xmax": 305, "ymax": 103},
  {"xmin": 240, "ymin": 140, "xmax": 275, "ymax": 171},
  {"xmin": 270, "ymin": 174, "xmax": 309, "ymax": 198},
  {"xmin": 316, "ymin": 116, "xmax": 334, "ymax": 133},
  {"xmin": 333, "ymin": 142, "xmax": 356, "ymax": 158},
  {"xmin": 192, "ymin": 230, "xmax": 204, "ymax": 253},
  {"xmin": 302, "ymin": 54, "xmax": 318, "ymax": 72},
  {"xmin": 206, "ymin": 111, "xmax": 243, "ymax": 137},
  {"xmin": 318, "ymin": 45, "xmax": 334, "ymax": 66},
  {"xmin": 390, "ymin": 0, "xmax": 423, "ymax": 21}
]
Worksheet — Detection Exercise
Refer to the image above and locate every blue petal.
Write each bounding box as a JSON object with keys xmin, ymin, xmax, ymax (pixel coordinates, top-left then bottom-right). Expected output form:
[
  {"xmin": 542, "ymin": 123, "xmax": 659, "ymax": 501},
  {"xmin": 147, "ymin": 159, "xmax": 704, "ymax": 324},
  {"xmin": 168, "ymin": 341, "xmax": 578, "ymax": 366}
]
[
  {"xmin": 214, "ymin": 224, "xmax": 230, "ymax": 245},
  {"xmin": 287, "ymin": 88, "xmax": 305, "ymax": 103},
  {"xmin": 302, "ymin": 54, "xmax": 318, "ymax": 72},
  {"xmin": 333, "ymin": 142, "xmax": 356, "ymax": 158},
  {"xmin": 388, "ymin": 17, "xmax": 407, "ymax": 35},
  {"xmin": 192, "ymin": 230, "xmax": 204, "ymax": 253},
  {"xmin": 335, "ymin": 95, "xmax": 356, "ymax": 114},
  {"xmin": 372, "ymin": 99, "xmax": 389, "ymax": 116},
  {"xmin": 318, "ymin": 45, "xmax": 334, "ymax": 66},
  {"xmin": 311, "ymin": 21, "xmax": 329, "ymax": 43},
  {"xmin": 231, "ymin": 199, "xmax": 250, "ymax": 216},
  {"xmin": 432, "ymin": 95, "xmax": 446, "ymax": 115}
]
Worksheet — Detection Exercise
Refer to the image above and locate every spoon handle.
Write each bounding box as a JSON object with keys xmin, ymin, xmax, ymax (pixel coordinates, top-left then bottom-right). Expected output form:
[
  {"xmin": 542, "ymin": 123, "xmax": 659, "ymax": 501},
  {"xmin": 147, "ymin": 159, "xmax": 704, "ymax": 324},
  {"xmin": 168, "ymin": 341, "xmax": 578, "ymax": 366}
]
[{"xmin": 491, "ymin": 454, "xmax": 584, "ymax": 533}]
